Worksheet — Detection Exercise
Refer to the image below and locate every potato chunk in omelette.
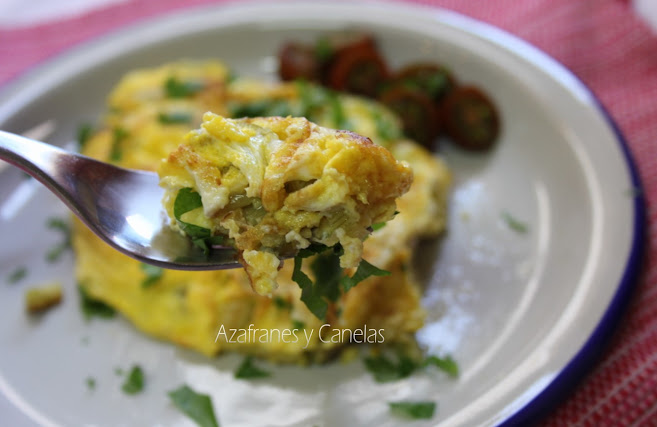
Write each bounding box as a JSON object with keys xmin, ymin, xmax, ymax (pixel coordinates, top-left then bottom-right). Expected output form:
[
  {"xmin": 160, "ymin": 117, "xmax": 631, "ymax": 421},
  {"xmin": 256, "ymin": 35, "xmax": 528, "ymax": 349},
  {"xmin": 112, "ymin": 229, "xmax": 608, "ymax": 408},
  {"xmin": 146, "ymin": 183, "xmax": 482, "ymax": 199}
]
[
  {"xmin": 73, "ymin": 60, "xmax": 450, "ymax": 362},
  {"xmin": 159, "ymin": 113, "xmax": 413, "ymax": 296}
]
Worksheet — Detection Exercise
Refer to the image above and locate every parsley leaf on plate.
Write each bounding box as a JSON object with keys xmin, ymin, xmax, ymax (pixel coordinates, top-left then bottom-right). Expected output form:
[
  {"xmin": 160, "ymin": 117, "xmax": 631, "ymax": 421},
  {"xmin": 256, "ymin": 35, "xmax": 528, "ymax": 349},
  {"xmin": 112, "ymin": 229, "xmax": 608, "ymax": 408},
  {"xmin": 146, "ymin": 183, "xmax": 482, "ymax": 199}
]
[
  {"xmin": 501, "ymin": 211, "xmax": 528, "ymax": 234},
  {"xmin": 78, "ymin": 284, "xmax": 116, "ymax": 320},
  {"xmin": 121, "ymin": 365, "xmax": 145, "ymax": 395},
  {"xmin": 363, "ymin": 353, "xmax": 420, "ymax": 383},
  {"xmin": 7, "ymin": 267, "xmax": 27, "ymax": 284},
  {"xmin": 389, "ymin": 401, "xmax": 436, "ymax": 420},
  {"xmin": 424, "ymin": 355, "xmax": 459, "ymax": 378},
  {"xmin": 235, "ymin": 356, "xmax": 271, "ymax": 379},
  {"xmin": 168, "ymin": 384, "xmax": 220, "ymax": 427},
  {"xmin": 45, "ymin": 217, "xmax": 72, "ymax": 263}
]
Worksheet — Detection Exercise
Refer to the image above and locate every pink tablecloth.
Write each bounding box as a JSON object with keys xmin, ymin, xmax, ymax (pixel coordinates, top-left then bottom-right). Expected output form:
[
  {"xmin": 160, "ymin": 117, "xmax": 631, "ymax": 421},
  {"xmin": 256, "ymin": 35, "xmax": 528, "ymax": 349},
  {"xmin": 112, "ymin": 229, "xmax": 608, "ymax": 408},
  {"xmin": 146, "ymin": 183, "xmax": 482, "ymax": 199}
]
[{"xmin": 1, "ymin": 0, "xmax": 656, "ymax": 425}]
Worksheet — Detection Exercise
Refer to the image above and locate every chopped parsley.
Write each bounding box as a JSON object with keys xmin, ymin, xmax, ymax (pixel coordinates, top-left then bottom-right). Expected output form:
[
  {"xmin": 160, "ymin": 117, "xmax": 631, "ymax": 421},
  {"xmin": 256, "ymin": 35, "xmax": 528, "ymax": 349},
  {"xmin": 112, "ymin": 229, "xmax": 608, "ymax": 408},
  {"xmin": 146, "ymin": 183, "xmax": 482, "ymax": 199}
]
[
  {"xmin": 110, "ymin": 127, "xmax": 128, "ymax": 162},
  {"xmin": 229, "ymin": 99, "xmax": 294, "ymax": 118},
  {"xmin": 292, "ymin": 320, "xmax": 305, "ymax": 330},
  {"xmin": 363, "ymin": 353, "xmax": 420, "ymax": 383},
  {"xmin": 373, "ymin": 109, "xmax": 402, "ymax": 142},
  {"xmin": 140, "ymin": 263, "xmax": 164, "ymax": 288},
  {"xmin": 158, "ymin": 112, "xmax": 193, "ymax": 125},
  {"xmin": 314, "ymin": 37, "xmax": 333, "ymax": 62},
  {"xmin": 121, "ymin": 365, "xmax": 145, "ymax": 395},
  {"xmin": 389, "ymin": 401, "xmax": 436, "ymax": 420},
  {"xmin": 328, "ymin": 91, "xmax": 349, "ymax": 130},
  {"xmin": 7, "ymin": 267, "xmax": 27, "ymax": 284},
  {"xmin": 235, "ymin": 356, "xmax": 271, "ymax": 379},
  {"xmin": 85, "ymin": 376, "xmax": 96, "ymax": 391},
  {"xmin": 424, "ymin": 355, "xmax": 459, "ymax": 378},
  {"xmin": 365, "ymin": 352, "xmax": 459, "ymax": 383},
  {"xmin": 340, "ymin": 259, "xmax": 390, "ymax": 292},
  {"xmin": 45, "ymin": 217, "xmax": 72, "ymax": 263},
  {"xmin": 168, "ymin": 384, "xmax": 219, "ymax": 427},
  {"xmin": 78, "ymin": 284, "xmax": 116, "ymax": 320},
  {"xmin": 501, "ymin": 211, "xmax": 528, "ymax": 234},
  {"xmin": 164, "ymin": 77, "xmax": 204, "ymax": 98},
  {"xmin": 371, "ymin": 222, "xmax": 387, "ymax": 231},
  {"xmin": 77, "ymin": 123, "xmax": 94, "ymax": 149},
  {"xmin": 273, "ymin": 296, "xmax": 292, "ymax": 310},
  {"xmin": 173, "ymin": 188, "xmax": 216, "ymax": 254},
  {"xmin": 292, "ymin": 244, "xmax": 390, "ymax": 320}
]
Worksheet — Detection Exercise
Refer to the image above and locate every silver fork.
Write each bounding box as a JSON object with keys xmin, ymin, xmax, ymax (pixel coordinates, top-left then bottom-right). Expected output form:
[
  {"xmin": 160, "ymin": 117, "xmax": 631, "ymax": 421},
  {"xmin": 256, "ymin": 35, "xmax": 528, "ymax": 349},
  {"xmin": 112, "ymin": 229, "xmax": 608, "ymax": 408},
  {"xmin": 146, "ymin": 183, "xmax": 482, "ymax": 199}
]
[{"xmin": 0, "ymin": 130, "xmax": 240, "ymax": 270}]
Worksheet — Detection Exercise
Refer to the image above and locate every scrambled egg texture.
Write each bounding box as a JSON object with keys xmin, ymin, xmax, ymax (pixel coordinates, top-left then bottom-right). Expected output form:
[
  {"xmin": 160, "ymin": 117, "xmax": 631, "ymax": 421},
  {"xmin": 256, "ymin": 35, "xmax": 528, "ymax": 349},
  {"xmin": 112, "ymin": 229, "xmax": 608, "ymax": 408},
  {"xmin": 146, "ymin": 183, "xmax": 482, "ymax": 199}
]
[
  {"xmin": 73, "ymin": 61, "xmax": 450, "ymax": 362},
  {"xmin": 159, "ymin": 113, "xmax": 413, "ymax": 295}
]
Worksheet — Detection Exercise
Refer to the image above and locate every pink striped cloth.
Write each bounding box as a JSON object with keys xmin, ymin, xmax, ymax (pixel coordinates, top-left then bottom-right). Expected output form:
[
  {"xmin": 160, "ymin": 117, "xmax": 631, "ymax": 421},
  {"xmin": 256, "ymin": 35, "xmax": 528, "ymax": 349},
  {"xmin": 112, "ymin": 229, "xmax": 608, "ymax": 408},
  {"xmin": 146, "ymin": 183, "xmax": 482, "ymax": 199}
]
[{"xmin": 1, "ymin": 0, "xmax": 656, "ymax": 425}]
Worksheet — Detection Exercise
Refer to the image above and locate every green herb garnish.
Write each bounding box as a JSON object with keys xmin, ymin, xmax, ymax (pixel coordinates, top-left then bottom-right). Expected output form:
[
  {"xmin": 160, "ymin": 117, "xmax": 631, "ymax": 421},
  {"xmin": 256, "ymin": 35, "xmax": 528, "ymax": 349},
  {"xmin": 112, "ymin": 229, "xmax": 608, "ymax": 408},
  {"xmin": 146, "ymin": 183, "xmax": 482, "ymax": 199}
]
[
  {"xmin": 165, "ymin": 77, "xmax": 204, "ymax": 98},
  {"xmin": 292, "ymin": 244, "xmax": 389, "ymax": 320},
  {"xmin": 314, "ymin": 37, "xmax": 333, "ymax": 62},
  {"xmin": 85, "ymin": 376, "xmax": 96, "ymax": 391},
  {"xmin": 158, "ymin": 112, "xmax": 193, "ymax": 125},
  {"xmin": 77, "ymin": 123, "xmax": 94, "ymax": 149},
  {"xmin": 78, "ymin": 284, "xmax": 116, "ymax": 320},
  {"xmin": 373, "ymin": 109, "xmax": 402, "ymax": 142},
  {"xmin": 363, "ymin": 353, "xmax": 420, "ymax": 382},
  {"xmin": 110, "ymin": 127, "xmax": 128, "ymax": 162},
  {"xmin": 293, "ymin": 253, "xmax": 329, "ymax": 320},
  {"xmin": 340, "ymin": 259, "xmax": 390, "ymax": 292},
  {"xmin": 7, "ymin": 267, "xmax": 27, "ymax": 284},
  {"xmin": 173, "ymin": 188, "xmax": 210, "ymax": 238},
  {"xmin": 389, "ymin": 401, "xmax": 436, "ymax": 420},
  {"xmin": 328, "ymin": 91, "xmax": 349, "ymax": 130},
  {"xmin": 168, "ymin": 385, "xmax": 220, "ymax": 427},
  {"xmin": 424, "ymin": 355, "xmax": 459, "ymax": 378},
  {"xmin": 292, "ymin": 320, "xmax": 305, "ymax": 330},
  {"xmin": 121, "ymin": 365, "xmax": 145, "ymax": 395},
  {"xmin": 273, "ymin": 296, "xmax": 292, "ymax": 310},
  {"xmin": 235, "ymin": 356, "xmax": 271, "ymax": 380},
  {"xmin": 173, "ymin": 188, "xmax": 220, "ymax": 254},
  {"xmin": 501, "ymin": 211, "xmax": 528, "ymax": 234},
  {"xmin": 45, "ymin": 217, "xmax": 72, "ymax": 263},
  {"xmin": 371, "ymin": 222, "xmax": 386, "ymax": 231},
  {"xmin": 140, "ymin": 263, "xmax": 164, "ymax": 288},
  {"xmin": 229, "ymin": 99, "xmax": 293, "ymax": 118}
]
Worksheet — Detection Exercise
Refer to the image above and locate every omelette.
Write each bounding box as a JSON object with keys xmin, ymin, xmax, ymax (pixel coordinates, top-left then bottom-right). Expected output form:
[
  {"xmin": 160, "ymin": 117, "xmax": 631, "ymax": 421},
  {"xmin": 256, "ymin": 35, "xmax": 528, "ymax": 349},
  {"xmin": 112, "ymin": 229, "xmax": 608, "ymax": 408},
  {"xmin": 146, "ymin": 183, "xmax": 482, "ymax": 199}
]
[
  {"xmin": 73, "ymin": 61, "xmax": 450, "ymax": 362},
  {"xmin": 159, "ymin": 114, "xmax": 413, "ymax": 296}
]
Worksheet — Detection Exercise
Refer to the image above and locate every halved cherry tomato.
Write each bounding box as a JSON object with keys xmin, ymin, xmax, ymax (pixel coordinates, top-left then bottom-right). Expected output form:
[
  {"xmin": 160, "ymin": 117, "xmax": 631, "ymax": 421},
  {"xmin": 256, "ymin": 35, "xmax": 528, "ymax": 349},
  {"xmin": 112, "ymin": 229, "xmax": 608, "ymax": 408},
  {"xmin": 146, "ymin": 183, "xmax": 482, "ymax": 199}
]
[
  {"xmin": 393, "ymin": 63, "xmax": 457, "ymax": 103},
  {"xmin": 279, "ymin": 43, "xmax": 320, "ymax": 82},
  {"xmin": 379, "ymin": 87, "xmax": 440, "ymax": 147},
  {"xmin": 441, "ymin": 86, "xmax": 500, "ymax": 151},
  {"xmin": 325, "ymin": 42, "xmax": 389, "ymax": 97}
]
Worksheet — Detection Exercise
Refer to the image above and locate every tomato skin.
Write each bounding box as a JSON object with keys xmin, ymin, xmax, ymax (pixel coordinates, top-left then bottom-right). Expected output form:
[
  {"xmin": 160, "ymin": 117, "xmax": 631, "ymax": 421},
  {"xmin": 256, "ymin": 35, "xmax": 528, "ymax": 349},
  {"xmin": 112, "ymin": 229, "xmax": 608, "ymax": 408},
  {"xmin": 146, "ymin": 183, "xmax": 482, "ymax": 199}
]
[
  {"xmin": 393, "ymin": 63, "xmax": 457, "ymax": 103},
  {"xmin": 379, "ymin": 87, "xmax": 441, "ymax": 148},
  {"xmin": 441, "ymin": 86, "xmax": 500, "ymax": 151},
  {"xmin": 279, "ymin": 43, "xmax": 321, "ymax": 82},
  {"xmin": 325, "ymin": 42, "xmax": 389, "ymax": 98}
]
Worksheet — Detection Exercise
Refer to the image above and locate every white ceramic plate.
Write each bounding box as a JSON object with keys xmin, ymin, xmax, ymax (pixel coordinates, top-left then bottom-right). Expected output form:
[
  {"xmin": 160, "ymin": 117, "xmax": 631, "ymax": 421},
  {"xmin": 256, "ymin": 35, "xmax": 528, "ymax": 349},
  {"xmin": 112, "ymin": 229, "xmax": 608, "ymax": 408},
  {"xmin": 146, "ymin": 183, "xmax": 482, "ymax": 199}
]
[{"xmin": 0, "ymin": 2, "xmax": 645, "ymax": 426}]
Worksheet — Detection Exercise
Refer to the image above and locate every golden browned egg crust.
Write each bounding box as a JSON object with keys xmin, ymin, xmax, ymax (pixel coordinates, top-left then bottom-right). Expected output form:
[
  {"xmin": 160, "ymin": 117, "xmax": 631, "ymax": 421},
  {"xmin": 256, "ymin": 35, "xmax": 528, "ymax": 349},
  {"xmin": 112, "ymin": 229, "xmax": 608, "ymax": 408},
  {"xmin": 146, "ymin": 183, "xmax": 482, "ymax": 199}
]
[
  {"xmin": 159, "ymin": 113, "xmax": 413, "ymax": 295},
  {"xmin": 73, "ymin": 61, "xmax": 450, "ymax": 362}
]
